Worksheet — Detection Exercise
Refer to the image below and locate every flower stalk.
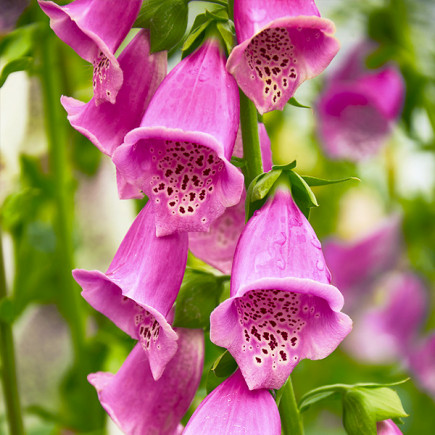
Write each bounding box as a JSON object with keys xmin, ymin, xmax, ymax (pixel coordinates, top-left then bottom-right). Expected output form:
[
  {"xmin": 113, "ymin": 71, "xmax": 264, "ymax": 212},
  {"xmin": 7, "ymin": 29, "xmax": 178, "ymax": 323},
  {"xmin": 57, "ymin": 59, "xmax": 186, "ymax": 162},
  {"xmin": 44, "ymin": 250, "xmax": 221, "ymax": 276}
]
[
  {"xmin": 0, "ymin": 228, "xmax": 25, "ymax": 435},
  {"xmin": 278, "ymin": 375, "xmax": 304, "ymax": 435}
]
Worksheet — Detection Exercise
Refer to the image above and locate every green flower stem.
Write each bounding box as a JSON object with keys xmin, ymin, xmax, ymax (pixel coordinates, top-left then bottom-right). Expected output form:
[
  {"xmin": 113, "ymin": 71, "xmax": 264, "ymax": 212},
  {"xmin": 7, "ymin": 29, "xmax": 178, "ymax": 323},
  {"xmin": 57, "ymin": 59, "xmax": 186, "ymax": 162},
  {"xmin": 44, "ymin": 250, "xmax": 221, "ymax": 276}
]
[
  {"xmin": 0, "ymin": 228, "xmax": 25, "ymax": 435},
  {"xmin": 239, "ymin": 90, "xmax": 264, "ymax": 189},
  {"xmin": 38, "ymin": 31, "xmax": 85, "ymax": 363},
  {"xmin": 278, "ymin": 375, "xmax": 304, "ymax": 435}
]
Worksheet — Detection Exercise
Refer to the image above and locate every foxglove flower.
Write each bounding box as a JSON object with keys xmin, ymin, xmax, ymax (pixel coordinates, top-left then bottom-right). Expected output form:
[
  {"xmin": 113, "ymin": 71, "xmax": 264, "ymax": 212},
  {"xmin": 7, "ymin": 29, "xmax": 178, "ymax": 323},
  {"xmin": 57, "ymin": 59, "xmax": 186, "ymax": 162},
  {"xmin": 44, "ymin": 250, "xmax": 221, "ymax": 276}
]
[
  {"xmin": 377, "ymin": 419, "xmax": 403, "ymax": 434},
  {"xmin": 408, "ymin": 333, "xmax": 435, "ymax": 399},
  {"xmin": 38, "ymin": 0, "xmax": 142, "ymax": 104},
  {"xmin": 61, "ymin": 30, "xmax": 166, "ymax": 199},
  {"xmin": 227, "ymin": 0, "xmax": 340, "ymax": 114},
  {"xmin": 184, "ymin": 369, "xmax": 281, "ymax": 434},
  {"xmin": 323, "ymin": 214, "xmax": 402, "ymax": 308},
  {"xmin": 210, "ymin": 188, "xmax": 352, "ymax": 390},
  {"xmin": 89, "ymin": 328, "xmax": 204, "ymax": 435},
  {"xmin": 188, "ymin": 123, "xmax": 272, "ymax": 274},
  {"xmin": 345, "ymin": 272, "xmax": 427, "ymax": 364},
  {"xmin": 73, "ymin": 203, "xmax": 188, "ymax": 379},
  {"xmin": 113, "ymin": 38, "xmax": 244, "ymax": 236},
  {"xmin": 316, "ymin": 42, "xmax": 404, "ymax": 161}
]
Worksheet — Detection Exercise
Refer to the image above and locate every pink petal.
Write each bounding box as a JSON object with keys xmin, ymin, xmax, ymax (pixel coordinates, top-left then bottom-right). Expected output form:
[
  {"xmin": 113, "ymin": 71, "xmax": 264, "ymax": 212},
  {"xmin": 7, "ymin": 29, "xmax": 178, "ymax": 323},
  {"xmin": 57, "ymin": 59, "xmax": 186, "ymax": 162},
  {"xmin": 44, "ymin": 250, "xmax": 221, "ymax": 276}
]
[
  {"xmin": 113, "ymin": 39, "xmax": 244, "ymax": 236},
  {"xmin": 377, "ymin": 419, "xmax": 403, "ymax": 434},
  {"xmin": 228, "ymin": 14, "xmax": 339, "ymax": 114},
  {"xmin": 89, "ymin": 329, "xmax": 204, "ymax": 434},
  {"xmin": 39, "ymin": 0, "xmax": 141, "ymax": 104},
  {"xmin": 184, "ymin": 369, "xmax": 281, "ymax": 434},
  {"xmin": 210, "ymin": 189, "xmax": 352, "ymax": 390}
]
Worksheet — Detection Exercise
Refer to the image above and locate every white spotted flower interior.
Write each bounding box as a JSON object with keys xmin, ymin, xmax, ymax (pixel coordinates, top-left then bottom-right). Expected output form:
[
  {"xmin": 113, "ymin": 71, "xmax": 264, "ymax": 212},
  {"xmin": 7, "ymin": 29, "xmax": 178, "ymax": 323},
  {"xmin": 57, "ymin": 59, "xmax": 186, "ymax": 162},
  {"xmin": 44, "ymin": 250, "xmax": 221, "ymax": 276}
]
[
  {"xmin": 113, "ymin": 38, "xmax": 244, "ymax": 237},
  {"xmin": 38, "ymin": 0, "xmax": 142, "ymax": 105},
  {"xmin": 210, "ymin": 188, "xmax": 352, "ymax": 390},
  {"xmin": 73, "ymin": 203, "xmax": 188, "ymax": 380},
  {"xmin": 227, "ymin": 0, "xmax": 339, "ymax": 114}
]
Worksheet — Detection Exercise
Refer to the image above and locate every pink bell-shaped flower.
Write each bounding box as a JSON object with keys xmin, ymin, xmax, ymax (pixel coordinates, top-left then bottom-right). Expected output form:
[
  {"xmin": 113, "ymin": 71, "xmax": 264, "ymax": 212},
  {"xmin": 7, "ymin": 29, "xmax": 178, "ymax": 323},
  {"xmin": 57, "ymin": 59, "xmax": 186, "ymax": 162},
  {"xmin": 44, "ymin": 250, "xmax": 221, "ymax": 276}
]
[
  {"xmin": 38, "ymin": 0, "xmax": 142, "ymax": 105},
  {"xmin": 61, "ymin": 30, "xmax": 167, "ymax": 199},
  {"xmin": 89, "ymin": 328, "xmax": 204, "ymax": 435},
  {"xmin": 113, "ymin": 38, "xmax": 244, "ymax": 236},
  {"xmin": 184, "ymin": 369, "xmax": 281, "ymax": 434},
  {"xmin": 227, "ymin": 0, "xmax": 339, "ymax": 114},
  {"xmin": 73, "ymin": 203, "xmax": 188, "ymax": 379},
  {"xmin": 188, "ymin": 123, "xmax": 272, "ymax": 274},
  {"xmin": 377, "ymin": 419, "xmax": 403, "ymax": 434},
  {"xmin": 316, "ymin": 42, "xmax": 404, "ymax": 161},
  {"xmin": 210, "ymin": 187, "xmax": 352, "ymax": 390}
]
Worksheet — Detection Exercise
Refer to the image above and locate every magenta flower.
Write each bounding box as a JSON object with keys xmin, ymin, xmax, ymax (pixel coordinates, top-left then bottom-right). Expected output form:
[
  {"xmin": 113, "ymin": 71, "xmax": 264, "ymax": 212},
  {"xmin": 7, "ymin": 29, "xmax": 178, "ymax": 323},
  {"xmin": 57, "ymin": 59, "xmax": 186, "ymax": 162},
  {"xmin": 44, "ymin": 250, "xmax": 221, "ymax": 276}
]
[
  {"xmin": 73, "ymin": 203, "xmax": 188, "ymax": 379},
  {"xmin": 89, "ymin": 328, "xmax": 204, "ymax": 435},
  {"xmin": 316, "ymin": 42, "xmax": 404, "ymax": 161},
  {"xmin": 210, "ymin": 188, "xmax": 352, "ymax": 390},
  {"xmin": 323, "ymin": 214, "xmax": 402, "ymax": 308},
  {"xmin": 227, "ymin": 0, "xmax": 339, "ymax": 114},
  {"xmin": 38, "ymin": 0, "xmax": 142, "ymax": 105},
  {"xmin": 377, "ymin": 419, "xmax": 403, "ymax": 434},
  {"xmin": 61, "ymin": 30, "xmax": 167, "ymax": 199},
  {"xmin": 408, "ymin": 333, "xmax": 435, "ymax": 399},
  {"xmin": 184, "ymin": 369, "xmax": 281, "ymax": 434},
  {"xmin": 113, "ymin": 38, "xmax": 244, "ymax": 236},
  {"xmin": 345, "ymin": 272, "xmax": 427, "ymax": 364},
  {"xmin": 188, "ymin": 123, "xmax": 272, "ymax": 274}
]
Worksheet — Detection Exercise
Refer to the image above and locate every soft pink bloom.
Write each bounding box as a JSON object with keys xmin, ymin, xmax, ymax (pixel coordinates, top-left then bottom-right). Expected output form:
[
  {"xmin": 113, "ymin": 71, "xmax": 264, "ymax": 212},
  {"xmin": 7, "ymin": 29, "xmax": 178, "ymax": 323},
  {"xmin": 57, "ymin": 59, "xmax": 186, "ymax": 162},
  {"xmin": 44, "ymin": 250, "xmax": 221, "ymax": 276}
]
[
  {"xmin": 184, "ymin": 369, "xmax": 281, "ymax": 434},
  {"xmin": 377, "ymin": 419, "xmax": 403, "ymax": 434},
  {"xmin": 227, "ymin": 0, "xmax": 339, "ymax": 114},
  {"xmin": 210, "ymin": 188, "xmax": 352, "ymax": 390},
  {"xmin": 408, "ymin": 333, "xmax": 435, "ymax": 399},
  {"xmin": 113, "ymin": 39, "xmax": 244, "ymax": 236},
  {"xmin": 61, "ymin": 30, "xmax": 167, "ymax": 199},
  {"xmin": 89, "ymin": 328, "xmax": 204, "ymax": 435},
  {"xmin": 316, "ymin": 42, "xmax": 405, "ymax": 161},
  {"xmin": 323, "ymin": 214, "xmax": 402, "ymax": 309},
  {"xmin": 188, "ymin": 123, "xmax": 272, "ymax": 274},
  {"xmin": 38, "ymin": 0, "xmax": 142, "ymax": 104},
  {"xmin": 345, "ymin": 272, "xmax": 427, "ymax": 364},
  {"xmin": 73, "ymin": 203, "xmax": 188, "ymax": 379}
]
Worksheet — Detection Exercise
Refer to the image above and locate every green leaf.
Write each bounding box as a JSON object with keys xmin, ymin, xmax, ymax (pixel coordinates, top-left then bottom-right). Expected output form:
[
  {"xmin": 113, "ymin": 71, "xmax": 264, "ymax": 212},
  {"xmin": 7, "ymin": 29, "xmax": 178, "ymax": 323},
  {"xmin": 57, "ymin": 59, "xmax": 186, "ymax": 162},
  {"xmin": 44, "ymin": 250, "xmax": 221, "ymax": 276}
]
[
  {"xmin": 0, "ymin": 56, "xmax": 33, "ymax": 88},
  {"xmin": 302, "ymin": 175, "xmax": 360, "ymax": 187},
  {"xmin": 343, "ymin": 390, "xmax": 377, "ymax": 435},
  {"xmin": 206, "ymin": 350, "xmax": 237, "ymax": 393},
  {"xmin": 173, "ymin": 268, "xmax": 225, "ymax": 329},
  {"xmin": 299, "ymin": 390, "xmax": 338, "ymax": 413},
  {"xmin": 230, "ymin": 156, "xmax": 246, "ymax": 168},
  {"xmin": 134, "ymin": 0, "xmax": 189, "ymax": 53},
  {"xmin": 271, "ymin": 160, "xmax": 297, "ymax": 171},
  {"xmin": 182, "ymin": 19, "xmax": 211, "ymax": 56},
  {"xmin": 288, "ymin": 170, "xmax": 318, "ymax": 219},
  {"xmin": 216, "ymin": 21, "xmax": 234, "ymax": 55},
  {"xmin": 251, "ymin": 169, "xmax": 282, "ymax": 202},
  {"xmin": 287, "ymin": 97, "xmax": 310, "ymax": 109}
]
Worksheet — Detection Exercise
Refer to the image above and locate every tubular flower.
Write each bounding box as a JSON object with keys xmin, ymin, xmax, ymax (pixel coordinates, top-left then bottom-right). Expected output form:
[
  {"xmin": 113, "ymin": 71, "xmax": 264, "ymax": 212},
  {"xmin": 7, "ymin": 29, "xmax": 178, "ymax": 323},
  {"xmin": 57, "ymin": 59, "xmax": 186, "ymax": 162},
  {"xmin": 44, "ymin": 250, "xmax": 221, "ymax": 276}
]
[
  {"xmin": 316, "ymin": 42, "xmax": 404, "ymax": 161},
  {"xmin": 113, "ymin": 38, "xmax": 244, "ymax": 236},
  {"xmin": 210, "ymin": 188, "xmax": 352, "ymax": 390},
  {"xmin": 38, "ymin": 0, "xmax": 142, "ymax": 105},
  {"xmin": 89, "ymin": 328, "xmax": 204, "ymax": 435},
  {"xmin": 377, "ymin": 419, "xmax": 403, "ymax": 434},
  {"xmin": 227, "ymin": 0, "xmax": 339, "ymax": 114},
  {"xmin": 61, "ymin": 30, "xmax": 167, "ymax": 199},
  {"xmin": 345, "ymin": 272, "xmax": 427, "ymax": 364},
  {"xmin": 323, "ymin": 214, "xmax": 402, "ymax": 309},
  {"xmin": 188, "ymin": 123, "xmax": 272, "ymax": 274},
  {"xmin": 73, "ymin": 203, "xmax": 188, "ymax": 379},
  {"xmin": 184, "ymin": 369, "xmax": 281, "ymax": 435}
]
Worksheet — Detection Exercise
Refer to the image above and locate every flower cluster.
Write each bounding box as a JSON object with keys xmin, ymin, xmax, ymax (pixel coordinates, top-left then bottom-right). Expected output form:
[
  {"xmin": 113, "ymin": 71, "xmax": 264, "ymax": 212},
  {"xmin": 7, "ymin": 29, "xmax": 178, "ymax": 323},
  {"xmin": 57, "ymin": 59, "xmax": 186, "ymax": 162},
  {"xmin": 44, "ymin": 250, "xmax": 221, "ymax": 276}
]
[{"xmin": 38, "ymin": 0, "xmax": 361, "ymax": 432}]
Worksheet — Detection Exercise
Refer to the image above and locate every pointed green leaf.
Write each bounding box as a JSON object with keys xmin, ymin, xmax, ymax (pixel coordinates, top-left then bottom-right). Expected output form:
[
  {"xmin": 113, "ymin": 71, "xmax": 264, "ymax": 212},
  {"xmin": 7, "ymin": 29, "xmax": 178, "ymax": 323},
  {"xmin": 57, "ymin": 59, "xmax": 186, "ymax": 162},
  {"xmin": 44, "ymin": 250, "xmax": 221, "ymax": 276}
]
[
  {"xmin": 302, "ymin": 175, "xmax": 360, "ymax": 187},
  {"xmin": 182, "ymin": 19, "xmax": 211, "ymax": 55},
  {"xmin": 230, "ymin": 156, "xmax": 246, "ymax": 168},
  {"xmin": 299, "ymin": 390, "xmax": 338, "ymax": 413},
  {"xmin": 216, "ymin": 21, "xmax": 234, "ymax": 54},
  {"xmin": 271, "ymin": 160, "xmax": 297, "ymax": 171},
  {"xmin": 206, "ymin": 350, "xmax": 237, "ymax": 393},
  {"xmin": 134, "ymin": 0, "xmax": 188, "ymax": 53},
  {"xmin": 343, "ymin": 390, "xmax": 377, "ymax": 435},
  {"xmin": 287, "ymin": 97, "xmax": 310, "ymax": 109},
  {"xmin": 251, "ymin": 169, "xmax": 282, "ymax": 202},
  {"xmin": 0, "ymin": 57, "xmax": 33, "ymax": 88}
]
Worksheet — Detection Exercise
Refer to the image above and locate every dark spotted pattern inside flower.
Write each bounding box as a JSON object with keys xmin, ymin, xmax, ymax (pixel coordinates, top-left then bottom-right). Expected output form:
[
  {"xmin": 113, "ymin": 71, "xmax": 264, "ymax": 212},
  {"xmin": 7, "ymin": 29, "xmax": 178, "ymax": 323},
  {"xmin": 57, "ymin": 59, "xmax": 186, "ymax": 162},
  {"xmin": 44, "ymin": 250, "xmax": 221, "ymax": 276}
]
[
  {"xmin": 93, "ymin": 51, "xmax": 111, "ymax": 98},
  {"xmin": 245, "ymin": 27, "xmax": 305, "ymax": 106},
  {"xmin": 131, "ymin": 303, "xmax": 161, "ymax": 352},
  {"xmin": 236, "ymin": 289, "xmax": 321, "ymax": 369},
  {"xmin": 147, "ymin": 140, "xmax": 224, "ymax": 222}
]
